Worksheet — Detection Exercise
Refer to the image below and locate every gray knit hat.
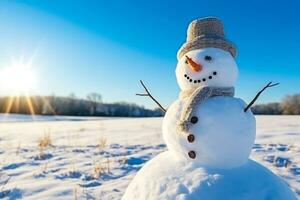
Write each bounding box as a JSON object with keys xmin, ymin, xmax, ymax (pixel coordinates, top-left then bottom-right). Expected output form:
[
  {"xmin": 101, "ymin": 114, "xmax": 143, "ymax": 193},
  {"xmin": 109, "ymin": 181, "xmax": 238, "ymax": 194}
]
[{"xmin": 177, "ymin": 17, "xmax": 237, "ymax": 60}]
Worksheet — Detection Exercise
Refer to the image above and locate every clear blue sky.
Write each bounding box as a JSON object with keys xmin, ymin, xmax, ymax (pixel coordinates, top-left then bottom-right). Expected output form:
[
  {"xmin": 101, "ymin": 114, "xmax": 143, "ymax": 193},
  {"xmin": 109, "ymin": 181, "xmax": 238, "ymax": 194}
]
[{"xmin": 0, "ymin": 0, "xmax": 299, "ymax": 109}]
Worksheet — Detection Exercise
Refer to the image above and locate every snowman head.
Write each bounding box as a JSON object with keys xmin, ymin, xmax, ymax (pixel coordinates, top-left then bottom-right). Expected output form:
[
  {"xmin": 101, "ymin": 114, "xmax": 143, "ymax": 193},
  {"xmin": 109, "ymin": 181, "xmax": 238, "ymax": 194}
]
[
  {"xmin": 176, "ymin": 47, "xmax": 238, "ymax": 91},
  {"xmin": 176, "ymin": 17, "xmax": 238, "ymax": 91}
]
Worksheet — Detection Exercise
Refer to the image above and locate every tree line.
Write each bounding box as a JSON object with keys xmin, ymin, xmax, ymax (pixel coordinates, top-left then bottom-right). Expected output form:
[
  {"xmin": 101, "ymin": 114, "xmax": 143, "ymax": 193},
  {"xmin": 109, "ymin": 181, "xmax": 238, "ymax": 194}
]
[
  {"xmin": 1, "ymin": 93, "xmax": 300, "ymax": 116},
  {"xmin": 251, "ymin": 94, "xmax": 300, "ymax": 115},
  {"xmin": 0, "ymin": 93, "xmax": 163, "ymax": 117}
]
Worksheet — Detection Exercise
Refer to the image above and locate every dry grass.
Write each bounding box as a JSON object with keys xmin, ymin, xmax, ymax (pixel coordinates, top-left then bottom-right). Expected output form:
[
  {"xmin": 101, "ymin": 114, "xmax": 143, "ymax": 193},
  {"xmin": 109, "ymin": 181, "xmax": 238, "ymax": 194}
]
[
  {"xmin": 78, "ymin": 127, "xmax": 86, "ymax": 132},
  {"xmin": 41, "ymin": 162, "xmax": 48, "ymax": 173},
  {"xmin": 118, "ymin": 155, "xmax": 128, "ymax": 166},
  {"xmin": 92, "ymin": 156, "xmax": 112, "ymax": 179},
  {"xmin": 71, "ymin": 159, "xmax": 76, "ymax": 173},
  {"xmin": 92, "ymin": 160, "xmax": 105, "ymax": 179},
  {"xmin": 0, "ymin": 173, "xmax": 10, "ymax": 193},
  {"xmin": 98, "ymin": 136, "xmax": 108, "ymax": 151},
  {"xmin": 73, "ymin": 185, "xmax": 95, "ymax": 200},
  {"xmin": 38, "ymin": 132, "xmax": 52, "ymax": 148},
  {"xmin": 15, "ymin": 142, "xmax": 21, "ymax": 156},
  {"xmin": 73, "ymin": 186, "xmax": 78, "ymax": 200},
  {"xmin": 106, "ymin": 157, "xmax": 111, "ymax": 174},
  {"xmin": 38, "ymin": 130, "xmax": 52, "ymax": 159}
]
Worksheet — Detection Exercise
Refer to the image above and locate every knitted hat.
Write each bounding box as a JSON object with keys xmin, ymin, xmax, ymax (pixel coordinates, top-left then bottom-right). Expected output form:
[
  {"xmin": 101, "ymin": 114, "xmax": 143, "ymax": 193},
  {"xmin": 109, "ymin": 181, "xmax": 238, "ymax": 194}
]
[{"xmin": 177, "ymin": 17, "xmax": 237, "ymax": 60}]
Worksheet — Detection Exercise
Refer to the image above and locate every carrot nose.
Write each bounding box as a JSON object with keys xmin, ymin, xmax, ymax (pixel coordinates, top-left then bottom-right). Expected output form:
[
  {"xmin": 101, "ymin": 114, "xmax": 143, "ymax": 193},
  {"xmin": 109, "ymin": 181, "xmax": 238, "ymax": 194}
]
[{"xmin": 185, "ymin": 55, "xmax": 202, "ymax": 72}]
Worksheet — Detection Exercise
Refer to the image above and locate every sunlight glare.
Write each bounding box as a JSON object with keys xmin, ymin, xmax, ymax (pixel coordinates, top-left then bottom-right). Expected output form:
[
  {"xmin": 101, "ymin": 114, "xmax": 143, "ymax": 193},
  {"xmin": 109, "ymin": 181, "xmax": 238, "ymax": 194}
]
[{"xmin": 0, "ymin": 61, "xmax": 37, "ymax": 95}]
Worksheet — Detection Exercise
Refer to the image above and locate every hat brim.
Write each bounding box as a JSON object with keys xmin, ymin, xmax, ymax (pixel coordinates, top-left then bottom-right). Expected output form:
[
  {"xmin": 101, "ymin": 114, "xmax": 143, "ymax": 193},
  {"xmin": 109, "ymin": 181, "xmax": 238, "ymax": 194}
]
[{"xmin": 177, "ymin": 36, "xmax": 237, "ymax": 60}]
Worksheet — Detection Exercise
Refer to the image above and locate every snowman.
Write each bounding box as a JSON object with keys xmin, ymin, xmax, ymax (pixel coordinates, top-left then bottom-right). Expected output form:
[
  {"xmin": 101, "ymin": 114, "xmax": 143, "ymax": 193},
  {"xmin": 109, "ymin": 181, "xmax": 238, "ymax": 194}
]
[{"xmin": 122, "ymin": 17, "xmax": 296, "ymax": 200}]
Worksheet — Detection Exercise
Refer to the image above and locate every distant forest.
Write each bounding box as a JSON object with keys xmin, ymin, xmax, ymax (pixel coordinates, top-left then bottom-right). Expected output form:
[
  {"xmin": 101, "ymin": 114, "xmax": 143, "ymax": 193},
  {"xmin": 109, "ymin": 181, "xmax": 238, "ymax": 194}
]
[
  {"xmin": 252, "ymin": 94, "xmax": 300, "ymax": 115},
  {"xmin": 0, "ymin": 93, "xmax": 300, "ymax": 116},
  {"xmin": 0, "ymin": 93, "xmax": 163, "ymax": 117}
]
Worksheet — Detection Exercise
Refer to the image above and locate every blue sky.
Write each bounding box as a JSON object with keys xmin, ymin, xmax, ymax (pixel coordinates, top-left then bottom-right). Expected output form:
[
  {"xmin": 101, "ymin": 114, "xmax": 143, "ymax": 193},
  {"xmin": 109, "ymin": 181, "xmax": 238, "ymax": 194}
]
[{"xmin": 0, "ymin": 0, "xmax": 299, "ymax": 109}]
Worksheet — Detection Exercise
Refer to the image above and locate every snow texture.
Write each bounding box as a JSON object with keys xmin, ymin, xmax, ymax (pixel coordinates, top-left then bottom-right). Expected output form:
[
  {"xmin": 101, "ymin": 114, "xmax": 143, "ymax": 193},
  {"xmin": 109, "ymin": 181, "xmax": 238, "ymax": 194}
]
[
  {"xmin": 0, "ymin": 115, "xmax": 299, "ymax": 199},
  {"xmin": 122, "ymin": 151, "xmax": 295, "ymax": 200}
]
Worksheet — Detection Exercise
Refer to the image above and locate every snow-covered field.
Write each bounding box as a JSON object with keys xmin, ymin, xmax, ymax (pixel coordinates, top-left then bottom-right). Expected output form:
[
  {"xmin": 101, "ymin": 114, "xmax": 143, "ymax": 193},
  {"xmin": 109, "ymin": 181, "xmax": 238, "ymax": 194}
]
[
  {"xmin": 0, "ymin": 115, "xmax": 299, "ymax": 199},
  {"xmin": 0, "ymin": 114, "xmax": 111, "ymax": 122}
]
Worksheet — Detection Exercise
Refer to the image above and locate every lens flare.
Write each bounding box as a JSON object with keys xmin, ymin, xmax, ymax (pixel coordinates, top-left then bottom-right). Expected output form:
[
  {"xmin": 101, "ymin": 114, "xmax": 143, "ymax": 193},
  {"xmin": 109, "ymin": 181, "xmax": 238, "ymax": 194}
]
[
  {"xmin": 0, "ymin": 61, "xmax": 37, "ymax": 94},
  {"xmin": 0, "ymin": 55, "xmax": 39, "ymax": 117}
]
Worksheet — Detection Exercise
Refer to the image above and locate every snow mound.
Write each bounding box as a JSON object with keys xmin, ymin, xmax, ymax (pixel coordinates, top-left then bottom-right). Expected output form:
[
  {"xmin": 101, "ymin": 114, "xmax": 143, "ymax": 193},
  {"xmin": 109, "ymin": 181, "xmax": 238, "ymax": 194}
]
[{"xmin": 122, "ymin": 151, "xmax": 296, "ymax": 200}]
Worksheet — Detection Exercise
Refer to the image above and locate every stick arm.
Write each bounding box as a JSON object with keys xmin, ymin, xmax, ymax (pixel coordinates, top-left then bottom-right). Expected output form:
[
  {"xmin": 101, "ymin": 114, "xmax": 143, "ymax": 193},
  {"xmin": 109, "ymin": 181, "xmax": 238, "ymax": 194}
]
[
  {"xmin": 136, "ymin": 80, "xmax": 167, "ymax": 113},
  {"xmin": 244, "ymin": 81, "xmax": 279, "ymax": 112}
]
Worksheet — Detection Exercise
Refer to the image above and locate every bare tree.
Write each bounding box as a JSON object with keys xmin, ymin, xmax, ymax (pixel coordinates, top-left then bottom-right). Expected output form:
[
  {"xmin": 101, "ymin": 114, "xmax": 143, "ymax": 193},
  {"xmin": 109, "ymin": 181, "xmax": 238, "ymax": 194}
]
[
  {"xmin": 281, "ymin": 94, "xmax": 300, "ymax": 115},
  {"xmin": 87, "ymin": 93, "xmax": 102, "ymax": 103},
  {"xmin": 251, "ymin": 103, "xmax": 282, "ymax": 115},
  {"xmin": 86, "ymin": 93, "xmax": 103, "ymax": 115},
  {"xmin": 69, "ymin": 93, "xmax": 77, "ymax": 99}
]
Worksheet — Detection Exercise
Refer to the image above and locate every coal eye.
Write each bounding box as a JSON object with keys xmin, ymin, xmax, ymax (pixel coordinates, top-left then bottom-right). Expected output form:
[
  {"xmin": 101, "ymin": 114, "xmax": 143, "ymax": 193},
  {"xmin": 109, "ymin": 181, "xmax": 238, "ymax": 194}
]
[{"xmin": 204, "ymin": 55, "xmax": 212, "ymax": 62}]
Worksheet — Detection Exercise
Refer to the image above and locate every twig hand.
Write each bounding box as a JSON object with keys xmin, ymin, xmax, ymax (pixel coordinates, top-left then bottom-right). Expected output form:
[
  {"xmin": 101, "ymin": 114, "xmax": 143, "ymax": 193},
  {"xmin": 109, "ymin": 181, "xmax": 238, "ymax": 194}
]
[
  {"xmin": 136, "ymin": 80, "xmax": 167, "ymax": 113},
  {"xmin": 244, "ymin": 81, "xmax": 279, "ymax": 112}
]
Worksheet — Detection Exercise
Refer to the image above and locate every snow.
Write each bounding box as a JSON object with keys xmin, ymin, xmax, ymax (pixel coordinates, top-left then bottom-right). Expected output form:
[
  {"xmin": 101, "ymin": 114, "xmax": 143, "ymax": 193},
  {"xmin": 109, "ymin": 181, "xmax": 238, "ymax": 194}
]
[
  {"xmin": 0, "ymin": 113, "xmax": 110, "ymax": 122},
  {"xmin": 176, "ymin": 48, "xmax": 238, "ymax": 90},
  {"xmin": 0, "ymin": 115, "xmax": 299, "ymax": 199},
  {"xmin": 163, "ymin": 96, "xmax": 255, "ymax": 168},
  {"xmin": 123, "ymin": 152, "xmax": 295, "ymax": 200}
]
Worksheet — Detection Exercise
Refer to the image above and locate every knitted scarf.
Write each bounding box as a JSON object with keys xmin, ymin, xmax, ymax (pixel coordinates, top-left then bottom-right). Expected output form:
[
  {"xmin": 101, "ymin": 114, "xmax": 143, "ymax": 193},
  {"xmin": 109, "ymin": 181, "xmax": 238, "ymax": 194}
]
[{"xmin": 177, "ymin": 86, "xmax": 235, "ymax": 133}]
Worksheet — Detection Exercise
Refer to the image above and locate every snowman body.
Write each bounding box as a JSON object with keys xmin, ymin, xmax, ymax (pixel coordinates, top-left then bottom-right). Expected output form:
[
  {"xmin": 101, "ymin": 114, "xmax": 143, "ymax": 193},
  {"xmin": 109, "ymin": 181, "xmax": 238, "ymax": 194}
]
[
  {"xmin": 122, "ymin": 96, "xmax": 295, "ymax": 199},
  {"xmin": 123, "ymin": 17, "xmax": 296, "ymax": 199},
  {"xmin": 163, "ymin": 96, "xmax": 255, "ymax": 168}
]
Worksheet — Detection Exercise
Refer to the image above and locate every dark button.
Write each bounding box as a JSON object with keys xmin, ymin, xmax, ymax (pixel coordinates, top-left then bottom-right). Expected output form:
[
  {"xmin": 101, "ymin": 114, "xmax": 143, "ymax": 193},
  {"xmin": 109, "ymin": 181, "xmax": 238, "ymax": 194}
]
[
  {"xmin": 204, "ymin": 55, "xmax": 212, "ymax": 61},
  {"xmin": 190, "ymin": 116, "xmax": 198, "ymax": 124},
  {"xmin": 188, "ymin": 151, "xmax": 196, "ymax": 159},
  {"xmin": 187, "ymin": 134, "xmax": 195, "ymax": 143}
]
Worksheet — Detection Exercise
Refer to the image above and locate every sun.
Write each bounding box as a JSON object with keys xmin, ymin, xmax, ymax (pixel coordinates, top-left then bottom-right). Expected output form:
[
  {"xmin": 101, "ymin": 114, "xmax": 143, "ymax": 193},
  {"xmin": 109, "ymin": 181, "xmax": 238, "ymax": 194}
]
[
  {"xmin": 0, "ymin": 57, "xmax": 40, "ymax": 116},
  {"xmin": 0, "ymin": 60, "xmax": 37, "ymax": 95},
  {"xmin": 0, "ymin": 49, "xmax": 48, "ymax": 117}
]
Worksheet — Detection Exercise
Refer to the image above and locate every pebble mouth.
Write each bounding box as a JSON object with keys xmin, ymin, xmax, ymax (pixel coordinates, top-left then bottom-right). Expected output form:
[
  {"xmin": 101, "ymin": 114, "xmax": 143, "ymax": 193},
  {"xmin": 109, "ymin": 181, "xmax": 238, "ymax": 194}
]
[{"xmin": 184, "ymin": 71, "xmax": 217, "ymax": 84}]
